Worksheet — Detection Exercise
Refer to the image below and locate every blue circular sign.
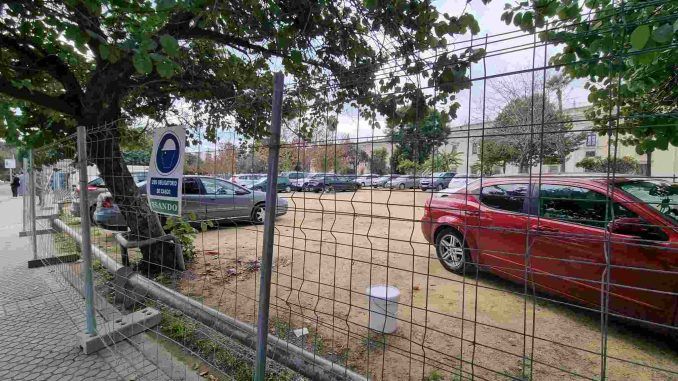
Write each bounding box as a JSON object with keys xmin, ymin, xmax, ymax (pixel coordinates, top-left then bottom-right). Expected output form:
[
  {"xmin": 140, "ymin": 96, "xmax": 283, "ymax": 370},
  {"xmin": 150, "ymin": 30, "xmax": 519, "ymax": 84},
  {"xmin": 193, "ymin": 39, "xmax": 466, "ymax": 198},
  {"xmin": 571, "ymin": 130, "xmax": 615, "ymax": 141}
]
[{"xmin": 156, "ymin": 133, "xmax": 180, "ymax": 174}]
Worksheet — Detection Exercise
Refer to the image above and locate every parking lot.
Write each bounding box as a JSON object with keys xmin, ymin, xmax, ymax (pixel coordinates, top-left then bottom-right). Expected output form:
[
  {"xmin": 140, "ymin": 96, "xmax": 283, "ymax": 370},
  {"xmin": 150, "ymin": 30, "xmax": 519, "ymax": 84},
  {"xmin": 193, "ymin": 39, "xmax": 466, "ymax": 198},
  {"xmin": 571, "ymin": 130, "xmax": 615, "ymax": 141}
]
[{"xmin": 172, "ymin": 188, "xmax": 677, "ymax": 380}]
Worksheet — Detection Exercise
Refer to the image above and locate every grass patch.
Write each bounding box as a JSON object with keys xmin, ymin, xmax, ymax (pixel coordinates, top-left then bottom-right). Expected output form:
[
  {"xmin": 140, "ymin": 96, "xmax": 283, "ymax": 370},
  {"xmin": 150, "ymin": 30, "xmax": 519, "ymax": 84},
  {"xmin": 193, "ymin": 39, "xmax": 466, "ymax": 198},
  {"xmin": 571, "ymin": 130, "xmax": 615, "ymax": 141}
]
[
  {"xmin": 53, "ymin": 231, "xmax": 81, "ymax": 257},
  {"xmin": 424, "ymin": 369, "xmax": 445, "ymax": 381},
  {"xmin": 159, "ymin": 310, "xmax": 297, "ymax": 381},
  {"xmin": 361, "ymin": 331, "xmax": 386, "ymax": 352}
]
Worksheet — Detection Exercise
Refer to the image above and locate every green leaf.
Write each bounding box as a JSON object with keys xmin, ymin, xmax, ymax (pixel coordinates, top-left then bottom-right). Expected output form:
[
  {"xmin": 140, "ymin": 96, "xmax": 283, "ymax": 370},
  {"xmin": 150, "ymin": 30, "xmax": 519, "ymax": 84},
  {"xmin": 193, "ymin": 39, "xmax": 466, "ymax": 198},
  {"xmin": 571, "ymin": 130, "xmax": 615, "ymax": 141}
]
[
  {"xmin": 133, "ymin": 52, "xmax": 153, "ymax": 74},
  {"xmin": 674, "ymin": 18, "xmax": 678, "ymax": 32},
  {"xmin": 98, "ymin": 44, "xmax": 110, "ymax": 60},
  {"xmin": 290, "ymin": 50, "xmax": 303, "ymax": 64},
  {"xmin": 159, "ymin": 34, "xmax": 180, "ymax": 57},
  {"xmin": 156, "ymin": 59, "xmax": 176, "ymax": 78},
  {"xmin": 108, "ymin": 46, "xmax": 122, "ymax": 63},
  {"xmin": 364, "ymin": 0, "xmax": 377, "ymax": 9},
  {"xmin": 651, "ymin": 23, "xmax": 673, "ymax": 43},
  {"xmin": 629, "ymin": 24, "xmax": 650, "ymax": 50},
  {"xmin": 139, "ymin": 38, "xmax": 158, "ymax": 52}
]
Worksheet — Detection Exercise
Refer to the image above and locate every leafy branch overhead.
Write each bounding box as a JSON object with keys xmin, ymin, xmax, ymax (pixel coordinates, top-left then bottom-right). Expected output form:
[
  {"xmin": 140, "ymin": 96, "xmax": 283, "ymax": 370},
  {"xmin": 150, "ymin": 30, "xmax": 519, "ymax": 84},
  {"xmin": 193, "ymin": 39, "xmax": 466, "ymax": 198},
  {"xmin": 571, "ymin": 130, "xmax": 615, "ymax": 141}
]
[
  {"xmin": 501, "ymin": 0, "xmax": 677, "ymax": 155},
  {"xmin": 0, "ymin": 0, "xmax": 487, "ymax": 145}
]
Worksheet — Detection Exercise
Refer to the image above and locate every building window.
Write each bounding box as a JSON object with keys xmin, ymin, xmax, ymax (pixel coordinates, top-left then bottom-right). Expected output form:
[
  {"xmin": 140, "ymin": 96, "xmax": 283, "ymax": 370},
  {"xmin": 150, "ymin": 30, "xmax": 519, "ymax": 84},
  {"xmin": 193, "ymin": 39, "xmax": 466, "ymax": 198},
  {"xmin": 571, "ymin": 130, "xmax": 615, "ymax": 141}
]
[{"xmin": 586, "ymin": 133, "xmax": 597, "ymax": 147}]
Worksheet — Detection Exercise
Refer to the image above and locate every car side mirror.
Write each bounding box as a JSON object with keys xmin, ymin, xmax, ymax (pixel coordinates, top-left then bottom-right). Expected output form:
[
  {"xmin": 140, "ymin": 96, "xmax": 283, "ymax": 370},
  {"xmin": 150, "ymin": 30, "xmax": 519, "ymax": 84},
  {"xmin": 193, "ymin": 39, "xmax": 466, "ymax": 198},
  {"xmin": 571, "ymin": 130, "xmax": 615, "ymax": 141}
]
[{"xmin": 608, "ymin": 217, "xmax": 667, "ymax": 241}]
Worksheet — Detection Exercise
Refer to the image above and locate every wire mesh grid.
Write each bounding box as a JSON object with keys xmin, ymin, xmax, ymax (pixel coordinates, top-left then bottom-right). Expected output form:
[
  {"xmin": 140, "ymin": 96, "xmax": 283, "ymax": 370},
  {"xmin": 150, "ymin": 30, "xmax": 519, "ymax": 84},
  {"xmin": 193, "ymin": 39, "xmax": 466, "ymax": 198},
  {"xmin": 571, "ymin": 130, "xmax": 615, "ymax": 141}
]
[{"xmin": 21, "ymin": 8, "xmax": 678, "ymax": 381}]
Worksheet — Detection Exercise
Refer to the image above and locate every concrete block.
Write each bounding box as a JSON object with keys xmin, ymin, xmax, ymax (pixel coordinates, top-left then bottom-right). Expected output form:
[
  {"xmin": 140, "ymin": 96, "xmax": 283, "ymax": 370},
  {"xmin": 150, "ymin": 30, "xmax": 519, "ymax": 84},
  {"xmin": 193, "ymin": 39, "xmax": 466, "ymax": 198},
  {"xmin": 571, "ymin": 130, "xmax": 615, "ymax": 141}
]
[{"xmin": 77, "ymin": 307, "xmax": 161, "ymax": 355}]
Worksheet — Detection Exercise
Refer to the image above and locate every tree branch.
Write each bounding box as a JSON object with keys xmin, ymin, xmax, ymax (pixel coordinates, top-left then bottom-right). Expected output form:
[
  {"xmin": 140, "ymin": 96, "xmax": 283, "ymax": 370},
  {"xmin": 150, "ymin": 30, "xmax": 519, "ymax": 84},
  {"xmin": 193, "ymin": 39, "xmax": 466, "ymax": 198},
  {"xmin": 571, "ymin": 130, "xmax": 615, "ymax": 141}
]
[
  {"xmin": 0, "ymin": 34, "xmax": 83, "ymax": 99},
  {"xmin": 0, "ymin": 76, "xmax": 77, "ymax": 116},
  {"xmin": 63, "ymin": 2, "xmax": 107, "ymax": 63},
  {"xmin": 160, "ymin": 12, "xmax": 330, "ymax": 69}
]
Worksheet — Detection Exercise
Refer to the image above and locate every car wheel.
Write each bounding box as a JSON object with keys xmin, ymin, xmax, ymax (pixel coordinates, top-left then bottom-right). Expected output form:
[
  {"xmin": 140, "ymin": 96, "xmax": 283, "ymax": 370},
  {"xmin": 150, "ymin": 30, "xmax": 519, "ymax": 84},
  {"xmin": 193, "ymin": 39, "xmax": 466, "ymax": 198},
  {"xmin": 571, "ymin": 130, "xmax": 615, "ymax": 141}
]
[
  {"xmin": 323, "ymin": 185, "xmax": 333, "ymax": 193},
  {"xmin": 251, "ymin": 204, "xmax": 265, "ymax": 224},
  {"xmin": 436, "ymin": 184, "xmax": 443, "ymax": 192},
  {"xmin": 435, "ymin": 228, "xmax": 472, "ymax": 274},
  {"xmin": 285, "ymin": 185, "xmax": 291, "ymax": 193},
  {"xmin": 361, "ymin": 182, "xmax": 366, "ymax": 187},
  {"xmin": 398, "ymin": 183, "xmax": 405, "ymax": 190}
]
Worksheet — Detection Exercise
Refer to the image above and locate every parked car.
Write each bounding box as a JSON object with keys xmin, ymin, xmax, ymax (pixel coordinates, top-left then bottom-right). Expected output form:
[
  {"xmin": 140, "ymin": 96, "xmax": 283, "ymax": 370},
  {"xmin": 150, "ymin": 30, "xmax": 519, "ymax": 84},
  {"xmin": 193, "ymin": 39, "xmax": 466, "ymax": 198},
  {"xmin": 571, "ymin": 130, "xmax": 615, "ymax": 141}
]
[
  {"xmin": 421, "ymin": 176, "xmax": 678, "ymax": 327},
  {"xmin": 443, "ymin": 174, "xmax": 479, "ymax": 192},
  {"xmin": 94, "ymin": 176, "xmax": 288, "ymax": 230},
  {"xmin": 389, "ymin": 175, "xmax": 421, "ymax": 189},
  {"xmin": 305, "ymin": 174, "xmax": 359, "ymax": 193},
  {"xmin": 298, "ymin": 173, "xmax": 333, "ymax": 191},
  {"xmin": 419, "ymin": 172, "xmax": 456, "ymax": 191},
  {"xmin": 249, "ymin": 176, "xmax": 294, "ymax": 192},
  {"xmin": 230, "ymin": 173, "xmax": 265, "ymax": 188},
  {"xmin": 71, "ymin": 172, "xmax": 147, "ymax": 221},
  {"xmin": 356, "ymin": 173, "xmax": 381, "ymax": 187},
  {"xmin": 372, "ymin": 174, "xmax": 400, "ymax": 188}
]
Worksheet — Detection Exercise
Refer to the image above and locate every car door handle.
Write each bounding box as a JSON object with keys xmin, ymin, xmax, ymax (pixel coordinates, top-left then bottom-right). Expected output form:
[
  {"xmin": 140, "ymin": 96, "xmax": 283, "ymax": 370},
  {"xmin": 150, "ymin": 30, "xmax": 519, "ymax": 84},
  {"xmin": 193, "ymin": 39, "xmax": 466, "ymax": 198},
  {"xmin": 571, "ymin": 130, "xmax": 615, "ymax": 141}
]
[
  {"xmin": 533, "ymin": 226, "xmax": 558, "ymax": 232},
  {"xmin": 466, "ymin": 210, "xmax": 480, "ymax": 216}
]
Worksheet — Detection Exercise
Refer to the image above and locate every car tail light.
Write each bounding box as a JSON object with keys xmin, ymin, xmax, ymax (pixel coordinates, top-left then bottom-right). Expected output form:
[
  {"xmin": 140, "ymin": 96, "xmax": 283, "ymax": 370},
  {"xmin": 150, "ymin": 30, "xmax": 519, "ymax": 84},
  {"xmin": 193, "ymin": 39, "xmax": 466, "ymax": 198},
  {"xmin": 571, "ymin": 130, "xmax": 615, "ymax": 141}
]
[
  {"xmin": 87, "ymin": 185, "xmax": 97, "ymax": 191},
  {"xmin": 102, "ymin": 197, "xmax": 113, "ymax": 209}
]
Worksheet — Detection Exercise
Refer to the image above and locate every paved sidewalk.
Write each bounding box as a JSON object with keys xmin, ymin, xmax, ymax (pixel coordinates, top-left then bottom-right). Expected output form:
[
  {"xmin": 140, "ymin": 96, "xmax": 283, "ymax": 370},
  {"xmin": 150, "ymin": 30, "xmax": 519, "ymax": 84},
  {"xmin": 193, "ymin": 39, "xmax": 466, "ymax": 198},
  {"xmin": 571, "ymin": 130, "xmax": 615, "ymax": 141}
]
[{"xmin": 0, "ymin": 186, "xmax": 177, "ymax": 381}]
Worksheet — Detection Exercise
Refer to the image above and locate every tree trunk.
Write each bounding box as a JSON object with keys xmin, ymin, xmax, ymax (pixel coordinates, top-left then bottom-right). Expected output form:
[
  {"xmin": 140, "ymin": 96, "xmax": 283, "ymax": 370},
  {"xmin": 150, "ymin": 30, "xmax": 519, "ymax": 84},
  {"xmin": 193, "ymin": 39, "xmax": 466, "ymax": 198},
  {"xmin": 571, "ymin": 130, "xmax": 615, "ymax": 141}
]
[
  {"xmin": 646, "ymin": 151, "xmax": 652, "ymax": 177},
  {"xmin": 83, "ymin": 121, "xmax": 176, "ymax": 274},
  {"xmin": 560, "ymin": 154, "xmax": 566, "ymax": 173}
]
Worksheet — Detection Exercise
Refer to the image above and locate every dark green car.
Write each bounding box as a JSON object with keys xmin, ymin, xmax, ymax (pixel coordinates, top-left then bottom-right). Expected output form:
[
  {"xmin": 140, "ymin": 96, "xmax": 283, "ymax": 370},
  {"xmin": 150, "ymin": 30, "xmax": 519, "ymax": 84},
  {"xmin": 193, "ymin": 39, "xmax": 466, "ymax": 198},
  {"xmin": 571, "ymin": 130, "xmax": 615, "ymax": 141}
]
[{"xmin": 249, "ymin": 176, "xmax": 294, "ymax": 193}]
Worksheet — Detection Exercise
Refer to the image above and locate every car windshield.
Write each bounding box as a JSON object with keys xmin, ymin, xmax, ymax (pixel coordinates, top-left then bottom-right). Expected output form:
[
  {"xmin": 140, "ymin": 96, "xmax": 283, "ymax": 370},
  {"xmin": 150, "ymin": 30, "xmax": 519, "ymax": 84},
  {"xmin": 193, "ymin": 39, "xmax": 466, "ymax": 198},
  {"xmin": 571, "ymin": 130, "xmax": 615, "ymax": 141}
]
[
  {"xmin": 446, "ymin": 178, "xmax": 478, "ymax": 190},
  {"xmin": 617, "ymin": 180, "xmax": 678, "ymax": 224}
]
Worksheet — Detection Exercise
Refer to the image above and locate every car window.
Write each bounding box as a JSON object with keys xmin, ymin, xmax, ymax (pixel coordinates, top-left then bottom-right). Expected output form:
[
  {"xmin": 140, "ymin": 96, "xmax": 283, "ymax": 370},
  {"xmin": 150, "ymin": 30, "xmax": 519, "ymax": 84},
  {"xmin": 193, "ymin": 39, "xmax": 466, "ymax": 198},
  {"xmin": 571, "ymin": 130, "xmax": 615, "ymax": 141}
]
[
  {"xmin": 481, "ymin": 184, "xmax": 529, "ymax": 213},
  {"xmin": 278, "ymin": 177, "xmax": 289, "ymax": 184},
  {"xmin": 538, "ymin": 184, "xmax": 637, "ymax": 228},
  {"xmin": 202, "ymin": 178, "xmax": 237, "ymax": 195},
  {"xmin": 89, "ymin": 177, "xmax": 105, "ymax": 187},
  {"xmin": 132, "ymin": 173, "xmax": 147, "ymax": 183},
  {"xmin": 183, "ymin": 178, "xmax": 202, "ymax": 195}
]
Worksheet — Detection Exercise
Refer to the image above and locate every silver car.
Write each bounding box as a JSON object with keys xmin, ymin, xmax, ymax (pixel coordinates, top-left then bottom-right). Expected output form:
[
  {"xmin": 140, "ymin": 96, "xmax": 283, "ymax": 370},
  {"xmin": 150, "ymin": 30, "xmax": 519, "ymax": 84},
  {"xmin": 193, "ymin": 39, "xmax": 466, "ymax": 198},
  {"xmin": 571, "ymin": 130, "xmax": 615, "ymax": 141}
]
[
  {"xmin": 356, "ymin": 173, "xmax": 381, "ymax": 187},
  {"xmin": 93, "ymin": 176, "xmax": 288, "ymax": 230},
  {"xmin": 71, "ymin": 172, "xmax": 147, "ymax": 221},
  {"xmin": 389, "ymin": 175, "xmax": 420, "ymax": 189}
]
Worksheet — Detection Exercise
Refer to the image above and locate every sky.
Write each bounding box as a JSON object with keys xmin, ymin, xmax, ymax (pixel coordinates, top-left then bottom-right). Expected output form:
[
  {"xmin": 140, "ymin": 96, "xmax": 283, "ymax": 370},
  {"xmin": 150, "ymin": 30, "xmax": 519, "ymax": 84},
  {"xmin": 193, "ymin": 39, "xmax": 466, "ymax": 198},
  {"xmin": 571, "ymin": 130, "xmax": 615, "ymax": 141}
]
[{"xmin": 331, "ymin": 0, "xmax": 591, "ymax": 139}]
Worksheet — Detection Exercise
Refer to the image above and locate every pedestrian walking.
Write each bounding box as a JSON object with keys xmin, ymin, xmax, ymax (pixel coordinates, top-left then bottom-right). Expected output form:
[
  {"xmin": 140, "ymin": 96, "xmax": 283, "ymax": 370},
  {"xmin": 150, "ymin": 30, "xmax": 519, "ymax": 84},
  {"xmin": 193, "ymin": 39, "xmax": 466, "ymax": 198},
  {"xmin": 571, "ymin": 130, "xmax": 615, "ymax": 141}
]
[
  {"xmin": 10, "ymin": 174, "xmax": 19, "ymax": 197},
  {"xmin": 17, "ymin": 171, "xmax": 28, "ymax": 196}
]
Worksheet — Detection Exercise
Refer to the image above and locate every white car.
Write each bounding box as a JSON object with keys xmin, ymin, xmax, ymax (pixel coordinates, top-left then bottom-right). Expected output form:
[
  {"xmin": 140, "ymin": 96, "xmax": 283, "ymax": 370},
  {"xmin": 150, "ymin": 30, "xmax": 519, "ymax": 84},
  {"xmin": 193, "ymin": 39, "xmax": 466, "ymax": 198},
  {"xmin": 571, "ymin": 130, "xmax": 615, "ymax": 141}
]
[{"xmin": 356, "ymin": 173, "xmax": 381, "ymax": 187}]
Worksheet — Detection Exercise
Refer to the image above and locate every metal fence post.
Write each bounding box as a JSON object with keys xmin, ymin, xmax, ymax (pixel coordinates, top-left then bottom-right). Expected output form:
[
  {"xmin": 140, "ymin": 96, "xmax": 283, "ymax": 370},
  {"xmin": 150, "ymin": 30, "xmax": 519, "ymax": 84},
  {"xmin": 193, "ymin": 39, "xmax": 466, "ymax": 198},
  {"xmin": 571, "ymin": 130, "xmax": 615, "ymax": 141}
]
[
  {"xmin": 254, "ymin": 72, "xmax": 284, "ymax": 381},
  {"xmin": 29, "ymin": 150, "xmax": 37, "ymax": 261},
  {"xmin": 77, "ymin": 126, "xmax": 97, "ymax": 335}
]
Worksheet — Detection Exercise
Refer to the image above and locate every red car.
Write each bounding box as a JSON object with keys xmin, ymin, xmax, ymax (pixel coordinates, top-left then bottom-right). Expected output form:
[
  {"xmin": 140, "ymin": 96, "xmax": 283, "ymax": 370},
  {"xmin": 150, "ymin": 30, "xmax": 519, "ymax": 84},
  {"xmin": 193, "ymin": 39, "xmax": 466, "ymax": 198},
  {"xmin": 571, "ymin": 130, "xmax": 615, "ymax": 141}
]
[{"xmin": 421, "ymin": 177, "xmax": 678, "ymax": 327}]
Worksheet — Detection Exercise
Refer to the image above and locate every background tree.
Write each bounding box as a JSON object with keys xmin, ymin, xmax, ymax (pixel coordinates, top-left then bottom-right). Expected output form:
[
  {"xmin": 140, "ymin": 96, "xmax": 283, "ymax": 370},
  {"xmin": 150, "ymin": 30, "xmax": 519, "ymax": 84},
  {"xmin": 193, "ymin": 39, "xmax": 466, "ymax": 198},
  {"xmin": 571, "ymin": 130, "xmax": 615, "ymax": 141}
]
[
  {"xmin": 0, "ymin": 1, "xmax": 485, "ymax": 271},
  {"xmin": 471, "ymin": 140, "xmax": 517, "ymax": 175},
  {"xmin": 369, "ymin": 148, "xmax": 389, "ymax": 175},
  {"xmin": 389, "ymin": 109, "xmax": 452, "ymax": 167},
  {"xmin": 421, "ymin": 150, "xmax": 463, "ymax": 173},
  {"xmin": 503, "ymin": 0, "xmax": 678, "ymax": 176},
  {"xmin": 576, "ymin": 156, "xmax": 639, "ymax": 174},
  {"xmin": 493, "ymin": 94, "xmax": 584, "ymax": 172}
]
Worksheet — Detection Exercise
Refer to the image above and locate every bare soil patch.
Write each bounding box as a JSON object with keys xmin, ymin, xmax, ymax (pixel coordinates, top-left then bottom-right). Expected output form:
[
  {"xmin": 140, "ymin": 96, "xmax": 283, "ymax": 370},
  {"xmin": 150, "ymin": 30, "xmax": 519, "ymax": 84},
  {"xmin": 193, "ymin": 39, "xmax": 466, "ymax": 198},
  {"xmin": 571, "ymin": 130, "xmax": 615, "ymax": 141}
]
[{"xmin": 168, "ymin": 189, "xmax": 675, "ymax": 380}]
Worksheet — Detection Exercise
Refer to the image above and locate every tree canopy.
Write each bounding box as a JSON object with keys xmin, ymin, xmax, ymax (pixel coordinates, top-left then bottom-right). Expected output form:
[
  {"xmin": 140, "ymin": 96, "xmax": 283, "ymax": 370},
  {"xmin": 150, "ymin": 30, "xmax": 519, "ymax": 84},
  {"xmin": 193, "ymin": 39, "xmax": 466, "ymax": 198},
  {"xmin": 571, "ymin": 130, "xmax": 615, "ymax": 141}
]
[
  {"xmin": 0, "ymin": 0, "xmax": 488, "ymax": 271},
  {"xmin": 0, "ymin": 0, "xmax": 486, "ymax": 145},
  {"xmin": 502, "ymin": 0, "xmax": 677, "ymax": 157}
]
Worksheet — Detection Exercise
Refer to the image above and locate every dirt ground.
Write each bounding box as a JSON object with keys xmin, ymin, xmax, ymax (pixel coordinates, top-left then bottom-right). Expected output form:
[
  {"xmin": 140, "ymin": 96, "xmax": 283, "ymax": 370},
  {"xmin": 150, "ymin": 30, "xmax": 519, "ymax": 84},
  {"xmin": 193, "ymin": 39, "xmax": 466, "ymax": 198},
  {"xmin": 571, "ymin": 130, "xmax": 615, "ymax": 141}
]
[{"xmin": 172, "ymin": 189, "xmax": 677, "ymax": 381}]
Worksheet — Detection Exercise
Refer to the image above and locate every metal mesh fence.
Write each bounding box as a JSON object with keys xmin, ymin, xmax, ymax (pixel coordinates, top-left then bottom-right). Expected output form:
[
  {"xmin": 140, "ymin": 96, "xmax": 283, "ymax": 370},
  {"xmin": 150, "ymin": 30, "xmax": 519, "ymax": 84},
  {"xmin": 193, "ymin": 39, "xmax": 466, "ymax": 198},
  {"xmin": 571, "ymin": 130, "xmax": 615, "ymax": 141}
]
[{"xmin": 22, "ymin": 8, "xmax": 678, "ymax": 381}]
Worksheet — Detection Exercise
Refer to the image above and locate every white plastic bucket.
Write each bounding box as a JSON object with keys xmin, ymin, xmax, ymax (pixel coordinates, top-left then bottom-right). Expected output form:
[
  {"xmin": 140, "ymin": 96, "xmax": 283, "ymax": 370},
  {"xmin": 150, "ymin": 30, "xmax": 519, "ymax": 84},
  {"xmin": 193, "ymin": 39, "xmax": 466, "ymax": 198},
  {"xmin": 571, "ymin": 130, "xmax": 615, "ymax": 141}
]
[{"xmin": 366, "ymin": 285, "xmax": 400, "ymax": 333}]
